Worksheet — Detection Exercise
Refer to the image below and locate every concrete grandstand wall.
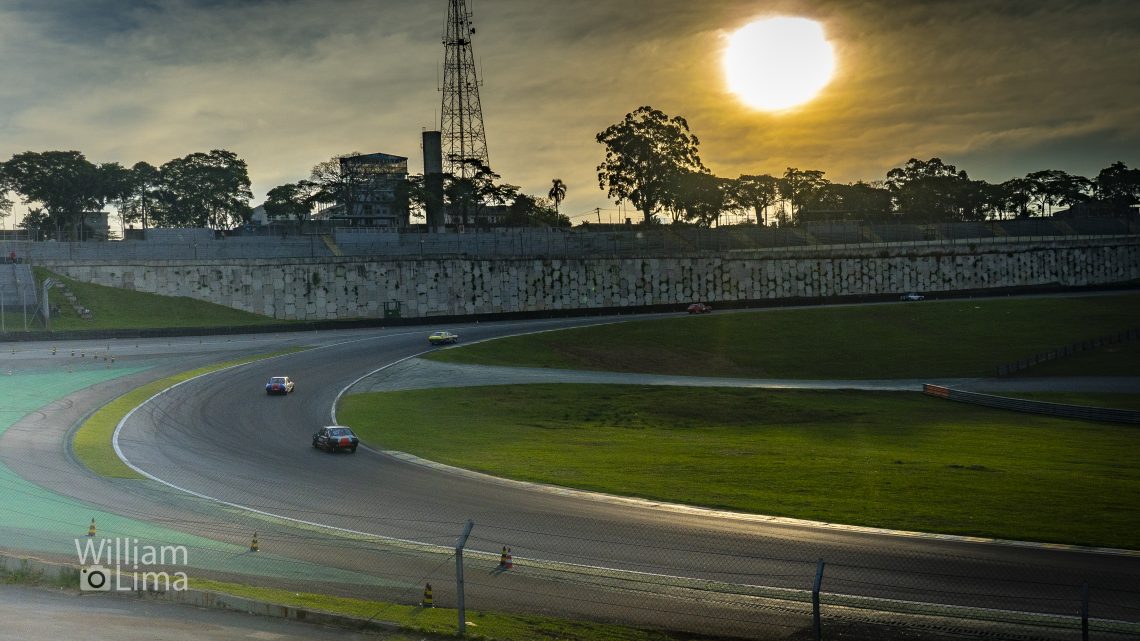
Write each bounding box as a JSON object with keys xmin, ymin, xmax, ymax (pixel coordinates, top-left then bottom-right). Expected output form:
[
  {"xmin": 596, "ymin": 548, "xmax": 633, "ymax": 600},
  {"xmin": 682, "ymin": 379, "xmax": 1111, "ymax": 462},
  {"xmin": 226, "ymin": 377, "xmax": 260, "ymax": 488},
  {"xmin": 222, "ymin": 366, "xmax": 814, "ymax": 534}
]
[{"xmin": 38, "ymin": 237, "xmax": 1140, "ymax": 321}]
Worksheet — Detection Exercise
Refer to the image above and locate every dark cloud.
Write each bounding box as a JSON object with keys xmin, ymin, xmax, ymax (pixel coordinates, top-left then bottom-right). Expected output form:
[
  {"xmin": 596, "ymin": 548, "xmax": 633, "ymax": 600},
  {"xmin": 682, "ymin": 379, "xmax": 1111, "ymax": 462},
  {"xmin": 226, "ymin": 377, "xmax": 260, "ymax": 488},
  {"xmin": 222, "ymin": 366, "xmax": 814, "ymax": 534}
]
[{"xmin": 1, "ymin": 0, "xmax": 1137, "ymax": 226}]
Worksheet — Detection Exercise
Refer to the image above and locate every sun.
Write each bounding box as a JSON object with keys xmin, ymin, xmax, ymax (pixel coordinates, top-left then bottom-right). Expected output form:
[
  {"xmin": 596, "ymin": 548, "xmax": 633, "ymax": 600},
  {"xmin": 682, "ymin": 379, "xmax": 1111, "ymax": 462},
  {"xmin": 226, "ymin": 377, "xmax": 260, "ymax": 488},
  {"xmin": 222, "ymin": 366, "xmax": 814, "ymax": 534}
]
[{"xmin": 723, "ymin": 17, "xmax": 836, "ymax": 112}]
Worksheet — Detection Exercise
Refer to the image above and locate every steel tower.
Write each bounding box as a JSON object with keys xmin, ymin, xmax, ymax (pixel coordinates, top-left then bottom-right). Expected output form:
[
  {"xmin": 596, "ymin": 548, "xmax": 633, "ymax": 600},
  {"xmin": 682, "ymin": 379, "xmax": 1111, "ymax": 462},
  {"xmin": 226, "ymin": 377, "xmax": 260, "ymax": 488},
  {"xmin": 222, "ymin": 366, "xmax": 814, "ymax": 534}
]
[{"xmin": 440, "ymin": 0, "xmax": 489, "ymax": 179}]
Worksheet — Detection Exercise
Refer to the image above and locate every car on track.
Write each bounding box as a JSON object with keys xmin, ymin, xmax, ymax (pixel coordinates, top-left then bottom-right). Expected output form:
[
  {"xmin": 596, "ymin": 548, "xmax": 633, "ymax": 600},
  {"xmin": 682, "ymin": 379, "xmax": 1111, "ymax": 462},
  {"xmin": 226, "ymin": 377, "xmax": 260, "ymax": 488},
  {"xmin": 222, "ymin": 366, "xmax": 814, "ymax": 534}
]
[
  {"xmin": 428, "ymin": 330, "xmax": 459, "ymax": 345},
  {"xmin": 899, "ymin": 292, "xmax": 925, "ymax": 302},
  {"xmin": 265, "ymin": 376, "xmax": 295, "ymax": 395},
  {"xmin": 312, "ymin": 425, "xmax": 359, "ymax": 453},
  {"xmin": 686, "ymin": 302, "xmax": 713, "ymax": 314}
]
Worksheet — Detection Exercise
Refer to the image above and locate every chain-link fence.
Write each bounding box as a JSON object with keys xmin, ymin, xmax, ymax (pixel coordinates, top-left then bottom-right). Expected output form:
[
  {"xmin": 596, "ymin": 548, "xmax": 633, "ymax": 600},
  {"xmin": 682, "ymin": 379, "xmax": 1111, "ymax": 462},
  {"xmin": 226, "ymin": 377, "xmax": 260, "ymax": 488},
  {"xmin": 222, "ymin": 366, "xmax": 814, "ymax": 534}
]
[{"xmin": 1, "ymin": 216, "xmax": 1136, "ymax": 262}]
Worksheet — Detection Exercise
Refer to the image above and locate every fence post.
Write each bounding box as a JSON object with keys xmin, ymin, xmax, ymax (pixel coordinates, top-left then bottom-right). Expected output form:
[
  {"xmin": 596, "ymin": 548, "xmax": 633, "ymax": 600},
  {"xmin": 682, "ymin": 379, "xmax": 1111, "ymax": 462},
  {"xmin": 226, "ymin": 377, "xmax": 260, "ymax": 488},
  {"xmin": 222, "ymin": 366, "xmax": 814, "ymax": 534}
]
[
  {"xmin": 813, "ymin": 558, "xmax": 825, "ymax": 641},
  {"xmin": 1081, "ymin": 582, "xmax": 1089, "ymax": 641},
  {"xmin": 455, "ymin": 519, "xmax": 474, "ymax": 636}
]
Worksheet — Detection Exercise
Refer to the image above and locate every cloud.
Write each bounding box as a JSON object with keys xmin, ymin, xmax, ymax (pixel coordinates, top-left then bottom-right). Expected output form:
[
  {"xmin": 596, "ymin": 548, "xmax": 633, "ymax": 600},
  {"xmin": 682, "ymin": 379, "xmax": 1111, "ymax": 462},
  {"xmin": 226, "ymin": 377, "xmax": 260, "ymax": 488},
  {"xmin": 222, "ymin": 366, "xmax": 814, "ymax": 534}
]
[{"xmin": 1, "ymin": 0, "xmax": 1137, "ymax": 227}]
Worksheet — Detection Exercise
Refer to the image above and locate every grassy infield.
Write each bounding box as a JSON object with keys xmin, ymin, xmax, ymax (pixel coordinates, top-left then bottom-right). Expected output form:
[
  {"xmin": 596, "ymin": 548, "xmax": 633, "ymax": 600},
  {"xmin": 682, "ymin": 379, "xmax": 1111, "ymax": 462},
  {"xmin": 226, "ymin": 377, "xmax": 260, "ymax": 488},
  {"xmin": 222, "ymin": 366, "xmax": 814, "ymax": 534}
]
[
  {"xmin": 344, "ymin": 295, "xmax": 1140, "ymax": 550},
  {"xmin": 41, "ymin": 274, "xmax": 1140, "ymax": 639}
]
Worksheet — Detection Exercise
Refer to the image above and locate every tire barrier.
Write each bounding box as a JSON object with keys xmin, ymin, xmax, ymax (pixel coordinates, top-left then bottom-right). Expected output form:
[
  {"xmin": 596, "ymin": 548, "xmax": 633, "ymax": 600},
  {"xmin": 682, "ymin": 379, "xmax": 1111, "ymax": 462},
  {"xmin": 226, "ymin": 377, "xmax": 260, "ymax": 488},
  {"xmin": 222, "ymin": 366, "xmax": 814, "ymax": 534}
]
[{"xmin": 923, "ymin": 384, "xmax": 1140, "ymax": 424}]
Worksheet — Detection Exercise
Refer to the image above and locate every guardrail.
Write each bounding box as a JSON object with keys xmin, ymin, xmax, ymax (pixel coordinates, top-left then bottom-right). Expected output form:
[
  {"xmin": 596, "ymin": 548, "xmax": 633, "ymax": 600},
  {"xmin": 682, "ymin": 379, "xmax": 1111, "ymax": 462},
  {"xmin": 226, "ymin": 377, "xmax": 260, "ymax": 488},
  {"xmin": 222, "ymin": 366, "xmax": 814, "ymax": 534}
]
[
  {"xmin": 996, "ymin": 329, "xmax": 1140, "ymax": 376},
  {"xmin": 923, "ymin": 384, "xmax": 1140, "ymax": 424}
]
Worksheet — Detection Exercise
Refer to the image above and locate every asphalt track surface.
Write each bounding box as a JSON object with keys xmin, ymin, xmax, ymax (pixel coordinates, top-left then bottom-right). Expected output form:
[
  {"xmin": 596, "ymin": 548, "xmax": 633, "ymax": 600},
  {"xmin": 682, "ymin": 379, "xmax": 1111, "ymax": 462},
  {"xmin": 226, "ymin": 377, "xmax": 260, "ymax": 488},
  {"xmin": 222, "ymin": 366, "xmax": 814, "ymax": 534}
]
[{"xmin": 4, "ymin": 313, "xmax": 1140, "ymax": 639}]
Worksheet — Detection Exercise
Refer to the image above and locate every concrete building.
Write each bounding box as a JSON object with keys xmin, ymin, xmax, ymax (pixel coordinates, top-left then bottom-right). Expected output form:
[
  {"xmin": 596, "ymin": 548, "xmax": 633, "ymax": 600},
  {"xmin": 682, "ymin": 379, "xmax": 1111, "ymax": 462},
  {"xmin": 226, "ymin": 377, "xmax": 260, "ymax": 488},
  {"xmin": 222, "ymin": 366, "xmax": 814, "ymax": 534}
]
[{"xmin": 316, "ymin": 152, "xmax": 410, "ymax": 229}]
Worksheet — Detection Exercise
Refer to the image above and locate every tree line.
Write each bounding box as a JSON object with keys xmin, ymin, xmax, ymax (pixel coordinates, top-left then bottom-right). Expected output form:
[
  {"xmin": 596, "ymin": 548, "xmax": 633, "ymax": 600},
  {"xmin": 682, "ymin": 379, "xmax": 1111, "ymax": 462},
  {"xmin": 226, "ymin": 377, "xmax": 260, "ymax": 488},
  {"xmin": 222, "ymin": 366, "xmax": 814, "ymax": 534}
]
[
  {"xmin": 596, "ymin": 106, "xmax": 1140, "ymax": 226},
  {"xmin": 3, "ymin": 107, "xmax": 1136, "ymax": 237},
  {"xmin": 0, "ymin": 150, "xmax": 252, "ymax": 239}
]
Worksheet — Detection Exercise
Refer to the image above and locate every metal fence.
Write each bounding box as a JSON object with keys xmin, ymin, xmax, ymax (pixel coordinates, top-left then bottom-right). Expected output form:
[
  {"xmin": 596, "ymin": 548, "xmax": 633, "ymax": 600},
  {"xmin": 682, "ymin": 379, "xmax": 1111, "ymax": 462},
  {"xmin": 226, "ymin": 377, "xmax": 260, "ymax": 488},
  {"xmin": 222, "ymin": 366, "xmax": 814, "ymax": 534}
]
[
  {"xmin": 996, "ymin": 329, "xmax": 1140, "ymax": 377},
  {"xmin": 1, "ymin": 216, "xmax": 1136, "ymax": 262}
]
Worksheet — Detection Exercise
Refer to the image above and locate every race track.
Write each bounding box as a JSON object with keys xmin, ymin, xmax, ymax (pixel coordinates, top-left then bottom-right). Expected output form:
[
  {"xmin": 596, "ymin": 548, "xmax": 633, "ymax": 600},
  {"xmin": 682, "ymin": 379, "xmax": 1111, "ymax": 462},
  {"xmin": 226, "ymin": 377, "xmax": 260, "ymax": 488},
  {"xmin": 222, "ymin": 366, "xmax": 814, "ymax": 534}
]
[{"xmin": 5, "ymin": 313, "xmax": 1139, "ymax": 639}]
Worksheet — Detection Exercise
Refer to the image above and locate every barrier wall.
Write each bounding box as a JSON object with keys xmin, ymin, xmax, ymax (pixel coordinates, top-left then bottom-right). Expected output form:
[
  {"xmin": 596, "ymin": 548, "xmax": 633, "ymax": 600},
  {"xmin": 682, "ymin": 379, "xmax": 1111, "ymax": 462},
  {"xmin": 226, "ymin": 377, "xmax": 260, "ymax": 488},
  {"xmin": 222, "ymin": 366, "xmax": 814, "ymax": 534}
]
[{"xmin": 39, "ymin": 238, "xmax": 1140, "ymax": 321}]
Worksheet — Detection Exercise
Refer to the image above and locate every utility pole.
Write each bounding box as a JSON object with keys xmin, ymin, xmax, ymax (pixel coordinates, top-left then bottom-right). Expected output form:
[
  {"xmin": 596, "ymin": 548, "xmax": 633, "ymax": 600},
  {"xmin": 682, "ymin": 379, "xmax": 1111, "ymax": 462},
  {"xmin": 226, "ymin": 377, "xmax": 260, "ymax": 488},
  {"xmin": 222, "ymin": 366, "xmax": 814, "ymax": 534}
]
[{"xmin": 440, "ymin": 0, "xmax": 490, "ymax": 179}]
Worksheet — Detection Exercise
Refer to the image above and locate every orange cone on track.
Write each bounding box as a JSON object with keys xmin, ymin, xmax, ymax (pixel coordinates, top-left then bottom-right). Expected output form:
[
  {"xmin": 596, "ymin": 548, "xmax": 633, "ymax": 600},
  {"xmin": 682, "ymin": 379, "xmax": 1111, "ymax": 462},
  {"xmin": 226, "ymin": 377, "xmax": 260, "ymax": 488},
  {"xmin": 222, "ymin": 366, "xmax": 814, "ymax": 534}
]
[{"xmin": 506, "ymin": 548, "xmax": 513, "ymax": 570}]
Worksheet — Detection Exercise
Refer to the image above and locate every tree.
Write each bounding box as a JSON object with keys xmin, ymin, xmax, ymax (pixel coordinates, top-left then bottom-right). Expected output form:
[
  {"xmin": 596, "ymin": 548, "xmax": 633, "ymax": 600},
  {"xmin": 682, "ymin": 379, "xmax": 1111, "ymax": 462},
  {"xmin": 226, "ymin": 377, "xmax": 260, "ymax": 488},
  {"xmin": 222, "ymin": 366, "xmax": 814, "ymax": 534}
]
[
  {"xmin": 0, "ymin": 172, "xmax": 12, "ymax": 227},
  {"xmin": 442, "ymin": 160, "xmax": 517, "ymax": 226},
  {"xmin": 2, "ymin": 150, "xmax": 104, "ymax": 239},
  {"xmin": 547, "ymin": 178, "xmax": 567, "ymax": 215},
  {"xmin": 117, "ymin": 161, "xmax": 163, "ymax": 230},
  {"xmin": 397, "ymin": 174, "xmax": 431, "ymax": 222},
  {"xmin": 17, "ymin": 207, "xmax": 49, "ymax": 240},
  {"xmin": 1025, "ymin": 169, "xmax": 1090, "ymax": 216},
  {"xmin": 998, "ymin": 178, "xmax": 1033, "ymax": 219},
  {"xmin": 885, "ymin": 158, "xmax": 972, "ymax": 221},
  {"xmin": 729, "ymin": 174, "xmax": 779, "ymax": 225},
  {"xmin": 97, "ymin": 162, "xmax": 135, "ymax": 237},
  {"xmin": 263, "ymin": 181, "xmax": 318, "ymax": 226},
  {"xmin": 596, "ymin": 106, "xmax": 706, "ymax": 224},
  {"xmin": 1093, "ymin": 162, "xmax": 1140, "ymax": 214},
  {"xmin": 670, "ymin": 170, "xmax": 728, "ymax": 226},
  {"xmin": 778, "ymin": 167, "xmax": 829, "ymax": 222},
  {"xmin": 801, "ymin": 181, "xmax": 891, "ymax": 220},
  {"xmin": 504, "ymin": 193, "xmax": 570, "ymax": 227},
  {"xmin": 158, "ymin": 149, "xmax": 252, "ymax": 229}
]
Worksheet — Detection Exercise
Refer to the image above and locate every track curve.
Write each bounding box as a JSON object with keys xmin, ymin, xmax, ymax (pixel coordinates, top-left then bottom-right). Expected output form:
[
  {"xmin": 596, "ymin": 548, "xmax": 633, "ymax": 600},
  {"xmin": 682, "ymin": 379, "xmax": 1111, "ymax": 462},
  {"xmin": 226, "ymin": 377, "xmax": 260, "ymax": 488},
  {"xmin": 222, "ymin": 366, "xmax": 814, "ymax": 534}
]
[{"xmin": 114, "ymin": 317, "xmax": 1140, "ymax": 631}]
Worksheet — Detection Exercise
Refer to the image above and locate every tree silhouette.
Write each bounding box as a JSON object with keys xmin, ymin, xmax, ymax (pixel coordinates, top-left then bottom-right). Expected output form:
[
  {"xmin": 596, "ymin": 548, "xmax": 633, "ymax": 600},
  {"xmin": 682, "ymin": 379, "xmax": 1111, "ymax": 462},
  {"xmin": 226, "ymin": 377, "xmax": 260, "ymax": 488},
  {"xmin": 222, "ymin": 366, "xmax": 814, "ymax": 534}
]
[
  {"xmin": 596, "ymin": 106, "xmax": 706, "ymax": 224},
  {"xmin": 547, "ymin": 178, "xmax": 567, "ymax": 215}
]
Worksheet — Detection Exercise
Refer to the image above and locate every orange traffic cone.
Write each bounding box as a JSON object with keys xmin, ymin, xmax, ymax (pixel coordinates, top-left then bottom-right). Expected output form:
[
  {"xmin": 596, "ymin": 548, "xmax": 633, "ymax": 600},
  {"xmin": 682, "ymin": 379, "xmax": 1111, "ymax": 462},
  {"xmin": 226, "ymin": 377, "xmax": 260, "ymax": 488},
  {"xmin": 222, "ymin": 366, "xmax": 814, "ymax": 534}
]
[{"xmin": 505, "ymin": 547, "xmax": 513, "ymax": 570}]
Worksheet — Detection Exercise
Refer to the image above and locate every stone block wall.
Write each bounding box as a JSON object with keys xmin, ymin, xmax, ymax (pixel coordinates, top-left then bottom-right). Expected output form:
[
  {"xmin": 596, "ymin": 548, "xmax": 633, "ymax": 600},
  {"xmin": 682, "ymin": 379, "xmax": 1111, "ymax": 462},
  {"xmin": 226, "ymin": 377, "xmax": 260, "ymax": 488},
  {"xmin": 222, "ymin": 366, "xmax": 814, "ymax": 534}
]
[{"xmin": 42, "ymin": 238, "xmax": 1140, "ymax": 321}]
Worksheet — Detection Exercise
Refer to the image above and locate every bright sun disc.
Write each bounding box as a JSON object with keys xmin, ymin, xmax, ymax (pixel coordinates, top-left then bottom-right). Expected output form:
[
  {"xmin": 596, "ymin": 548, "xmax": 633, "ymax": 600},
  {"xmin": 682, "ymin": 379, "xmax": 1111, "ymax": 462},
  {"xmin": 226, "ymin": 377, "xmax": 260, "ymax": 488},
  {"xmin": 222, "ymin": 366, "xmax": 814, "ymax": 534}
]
[{"xmin": 724, "ymin": 17, "xmax": 836, "ymax": 112}]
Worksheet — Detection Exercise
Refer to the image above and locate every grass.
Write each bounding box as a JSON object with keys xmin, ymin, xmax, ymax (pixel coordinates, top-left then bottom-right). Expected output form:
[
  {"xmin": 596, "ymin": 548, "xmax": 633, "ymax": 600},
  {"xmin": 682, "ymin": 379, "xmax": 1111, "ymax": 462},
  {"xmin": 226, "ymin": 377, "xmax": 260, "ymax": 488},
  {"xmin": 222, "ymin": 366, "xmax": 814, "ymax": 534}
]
[
  {"xmin": 189, "ymin": 578, "xmax": 699, "ymax": 641},
  {"xmin": 340, "ymin": 385, "xmax": 1140, "ymax": 549},
  {"xmin": 32, "ymin": 267, "xmax": 282, "ymax": 331},
  {"xmin": 73, "ymin": 349, "xmax": 307, "ymax": 477},
  {"xmin": 0, "ymin": 565, "xmax": 692, "ymax": 641},
  {"xmin": 426, "ymin": 294, "xmax": 1140, "ymax": 379}
]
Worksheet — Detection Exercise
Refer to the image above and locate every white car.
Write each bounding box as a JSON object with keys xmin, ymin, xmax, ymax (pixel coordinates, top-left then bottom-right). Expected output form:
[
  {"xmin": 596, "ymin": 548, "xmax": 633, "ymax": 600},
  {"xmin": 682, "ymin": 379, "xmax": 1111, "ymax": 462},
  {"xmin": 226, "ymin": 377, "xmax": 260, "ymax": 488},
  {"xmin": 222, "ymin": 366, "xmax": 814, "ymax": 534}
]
[{"xmin": 899, "ymin": 293, "xmax": 925, "ymax": 301}]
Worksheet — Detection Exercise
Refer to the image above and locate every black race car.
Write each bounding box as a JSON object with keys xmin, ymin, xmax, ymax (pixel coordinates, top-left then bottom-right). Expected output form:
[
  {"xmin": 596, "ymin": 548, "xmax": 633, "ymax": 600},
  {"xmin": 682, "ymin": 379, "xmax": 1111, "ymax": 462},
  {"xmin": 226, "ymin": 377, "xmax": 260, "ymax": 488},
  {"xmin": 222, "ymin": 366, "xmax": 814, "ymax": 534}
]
[{"xmin": 312, "ymin": 425, "xmax": 359, "ymax": 453}]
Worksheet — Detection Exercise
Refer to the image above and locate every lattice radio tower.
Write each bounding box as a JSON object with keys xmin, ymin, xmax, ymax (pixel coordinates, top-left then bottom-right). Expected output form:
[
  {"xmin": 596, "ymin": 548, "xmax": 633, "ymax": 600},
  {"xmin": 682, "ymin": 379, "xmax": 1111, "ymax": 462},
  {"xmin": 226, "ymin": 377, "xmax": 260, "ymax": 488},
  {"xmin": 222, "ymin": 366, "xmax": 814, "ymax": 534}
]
[{"xmin": 440, "ymin": 0, "xmax": 489, "ymax": 179}]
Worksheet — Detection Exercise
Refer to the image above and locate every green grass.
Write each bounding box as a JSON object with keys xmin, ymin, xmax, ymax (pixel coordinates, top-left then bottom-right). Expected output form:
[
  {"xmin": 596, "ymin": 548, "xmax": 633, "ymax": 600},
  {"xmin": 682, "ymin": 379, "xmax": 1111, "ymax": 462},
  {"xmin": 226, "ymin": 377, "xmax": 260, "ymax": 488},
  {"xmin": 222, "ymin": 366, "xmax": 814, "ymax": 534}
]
[
  {"xmin": 427, "ymin": 294, "xmax": 1140, "ymax": 379},
  {"xmin": 73, "ymin": 349, "xmax": 307, "ymax": 477},
  {"xmin": 189, "ymin": 578, "xmax": 697, "ymax": 641},
  {"xmin": 340, "ymin": 385, "xmax": 1140, "ymax": 549},
  {"xmin": 32, "ymin": 267, "xmax": 282, "ymax": 331}
]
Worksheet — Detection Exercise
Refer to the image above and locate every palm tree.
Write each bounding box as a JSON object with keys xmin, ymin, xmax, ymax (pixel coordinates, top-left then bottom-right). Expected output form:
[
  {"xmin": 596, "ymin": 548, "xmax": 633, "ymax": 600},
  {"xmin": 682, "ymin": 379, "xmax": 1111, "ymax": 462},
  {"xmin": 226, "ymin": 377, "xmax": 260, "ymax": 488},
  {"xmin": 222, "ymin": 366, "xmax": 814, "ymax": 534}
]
[{"xmin": 548, "ymin": 178, "xmax": 567, "ymax": 214}]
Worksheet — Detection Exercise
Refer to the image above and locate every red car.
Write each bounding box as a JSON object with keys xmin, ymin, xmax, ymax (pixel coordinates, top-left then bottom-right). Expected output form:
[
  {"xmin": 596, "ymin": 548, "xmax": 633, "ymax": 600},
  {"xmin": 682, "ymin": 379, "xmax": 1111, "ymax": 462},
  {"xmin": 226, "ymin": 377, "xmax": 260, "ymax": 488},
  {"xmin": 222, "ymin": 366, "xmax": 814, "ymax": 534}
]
[{"xmin": 687, "ymin": 303, "xmax": 713, "ymax": 314}]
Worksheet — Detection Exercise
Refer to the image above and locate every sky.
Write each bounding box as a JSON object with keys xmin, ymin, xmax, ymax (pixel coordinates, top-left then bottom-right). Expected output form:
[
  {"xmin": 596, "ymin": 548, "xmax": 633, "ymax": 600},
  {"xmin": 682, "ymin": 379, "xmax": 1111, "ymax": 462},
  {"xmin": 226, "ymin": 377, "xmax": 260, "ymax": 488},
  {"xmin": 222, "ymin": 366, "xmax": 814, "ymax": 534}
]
[{"xmin": 1, "ymin": 0, "xmax": 1138, "ymax": 227}]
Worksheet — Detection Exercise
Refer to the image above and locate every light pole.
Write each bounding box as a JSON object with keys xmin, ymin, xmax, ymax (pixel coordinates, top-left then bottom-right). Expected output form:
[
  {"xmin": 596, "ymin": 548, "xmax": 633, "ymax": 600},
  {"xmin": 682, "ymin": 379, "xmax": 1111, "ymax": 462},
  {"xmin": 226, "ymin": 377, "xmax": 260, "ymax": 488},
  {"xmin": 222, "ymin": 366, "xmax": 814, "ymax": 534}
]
[{"xmin": 42, "ymin": 278, "xmax": 55, "ymax": 332}]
